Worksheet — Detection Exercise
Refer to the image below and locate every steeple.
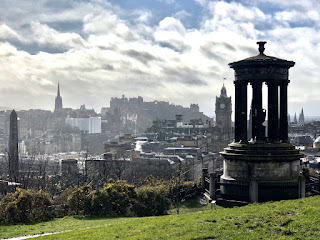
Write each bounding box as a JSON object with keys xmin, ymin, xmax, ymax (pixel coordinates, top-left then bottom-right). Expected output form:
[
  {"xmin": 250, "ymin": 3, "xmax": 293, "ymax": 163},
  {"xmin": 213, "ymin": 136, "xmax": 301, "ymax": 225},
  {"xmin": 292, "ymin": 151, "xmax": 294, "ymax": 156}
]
[
  {"xmin": 299, "ymin": 108, "xmax": 305, "ymax": 125},
  {"xmin": 293, "ymin": 113, "xmax": 297, "ymax": 124},
  {"xmin": 55, "ymin": 82, "xmax": 63, "ymax": 111},
  {"xmin": 57, "ymin": 82, "xmax": 61, "ymax": 97}
]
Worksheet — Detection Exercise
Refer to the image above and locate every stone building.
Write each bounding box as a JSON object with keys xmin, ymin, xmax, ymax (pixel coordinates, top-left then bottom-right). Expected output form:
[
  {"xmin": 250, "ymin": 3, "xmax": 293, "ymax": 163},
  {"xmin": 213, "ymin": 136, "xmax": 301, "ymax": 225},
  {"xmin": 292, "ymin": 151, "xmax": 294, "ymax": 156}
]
[
  {"xmin": 61, "ymin": 159, "xmax": 78, "ymax": 187},
  {"xmin": 190, "ymin": 104, "xmax": 200, "ymax": 112}
]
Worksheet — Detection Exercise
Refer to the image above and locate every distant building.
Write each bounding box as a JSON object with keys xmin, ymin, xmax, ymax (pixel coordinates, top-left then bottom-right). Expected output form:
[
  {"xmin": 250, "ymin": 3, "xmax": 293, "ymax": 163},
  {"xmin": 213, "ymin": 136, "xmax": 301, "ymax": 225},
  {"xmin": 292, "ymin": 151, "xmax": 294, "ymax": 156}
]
[
  {"xmin": 190, "ymin": 104, "xmax": 199, "ymax": 112},
  {"xmin": 66, "ymin": 117, "xmax": 101, "ymax": 134},
  {"xmin": 54, "ymin": 82, "xmax": 63, "ymax": 111}
]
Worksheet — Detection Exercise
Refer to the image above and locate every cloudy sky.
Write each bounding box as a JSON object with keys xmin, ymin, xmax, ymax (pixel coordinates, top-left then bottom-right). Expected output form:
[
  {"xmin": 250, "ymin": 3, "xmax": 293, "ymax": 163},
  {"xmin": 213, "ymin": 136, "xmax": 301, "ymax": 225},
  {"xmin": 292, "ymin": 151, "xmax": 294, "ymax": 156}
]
[{"xmin": 0, "ymin": 0, "xmax": 319, "ymax": 118}]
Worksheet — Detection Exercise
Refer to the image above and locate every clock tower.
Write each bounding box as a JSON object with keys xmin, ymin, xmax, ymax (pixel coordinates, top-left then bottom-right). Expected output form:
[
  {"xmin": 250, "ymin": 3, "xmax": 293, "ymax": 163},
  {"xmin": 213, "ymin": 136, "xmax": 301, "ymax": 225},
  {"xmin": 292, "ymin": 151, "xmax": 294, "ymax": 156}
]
[{"xmin": 215, "ymin": 85, "xmax": 232, "ymax": 138}]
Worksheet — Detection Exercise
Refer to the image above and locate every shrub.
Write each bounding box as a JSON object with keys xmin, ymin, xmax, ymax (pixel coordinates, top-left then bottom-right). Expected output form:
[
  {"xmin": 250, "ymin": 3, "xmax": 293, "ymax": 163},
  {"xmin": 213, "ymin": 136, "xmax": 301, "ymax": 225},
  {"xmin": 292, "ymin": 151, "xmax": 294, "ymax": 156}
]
[
  {"xmin": 133, "ymin": 185, "xmax": 170, "ymax": 217},
  {"xmin": 101, "ymin": 181, "xmax": 136, "ymax": 215},
  {"xmin": 0, "ymin": 188, "xmax": 53, "ymax": 225},
  {"xmin": 90, "ymin": 189, "xmax": 109, "ymax": 216},
  {"xmin": 66, "ymin": 181, "xmax": 135, "ymax": 216},
  {"xmin": 67, "ymin": 184, "xmax": 92, "ymax": 215}
]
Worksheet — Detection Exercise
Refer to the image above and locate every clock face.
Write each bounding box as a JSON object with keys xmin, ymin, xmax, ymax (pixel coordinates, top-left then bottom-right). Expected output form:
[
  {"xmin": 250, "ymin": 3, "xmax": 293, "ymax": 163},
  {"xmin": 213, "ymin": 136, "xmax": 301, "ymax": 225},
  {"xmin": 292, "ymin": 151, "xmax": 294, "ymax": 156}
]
[{"xmin": 220, "ymin": 103, "xmax": 225, "ymax": 109}]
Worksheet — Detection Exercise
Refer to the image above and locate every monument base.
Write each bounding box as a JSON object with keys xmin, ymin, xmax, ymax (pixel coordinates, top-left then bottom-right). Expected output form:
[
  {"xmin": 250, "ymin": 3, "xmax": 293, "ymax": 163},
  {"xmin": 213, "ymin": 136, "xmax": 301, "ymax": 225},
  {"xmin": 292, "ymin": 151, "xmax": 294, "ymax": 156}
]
[{"xmin": 220, "ymin": 141, "xmax": 304, "ymax": 202}]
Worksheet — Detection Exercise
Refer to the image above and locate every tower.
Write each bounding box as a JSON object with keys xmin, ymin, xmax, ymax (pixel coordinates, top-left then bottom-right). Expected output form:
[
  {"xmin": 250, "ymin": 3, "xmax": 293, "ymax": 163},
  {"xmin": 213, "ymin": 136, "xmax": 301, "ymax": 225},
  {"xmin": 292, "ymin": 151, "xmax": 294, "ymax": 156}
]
[
  {"xmin": 55, "ymin": 82, "xmax": 63, "ymax": 111},
  {"xmin": 8, "ymin": 110, "xmax": 19, "ymax": 182},
  {"xmin": 215, "ymin": 85, "xmax": 232, "ymax": 137}
]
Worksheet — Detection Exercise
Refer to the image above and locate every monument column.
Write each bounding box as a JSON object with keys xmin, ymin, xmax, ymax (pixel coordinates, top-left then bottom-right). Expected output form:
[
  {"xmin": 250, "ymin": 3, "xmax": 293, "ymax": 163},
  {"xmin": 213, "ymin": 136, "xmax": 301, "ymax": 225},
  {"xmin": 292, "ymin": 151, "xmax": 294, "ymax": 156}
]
[
  {"xmin": 251, "ymin": 80, "xmax": 263, "ymax": 141},
  {"xmin": 280, "ymin": 80, "xmax": 289, "ymax": 142},
  {"xmin": 267, "ymin": 81, "xmax": 279, "ymax": 142},
  {"xmin": 234, "ymin": 81, "xmax": 248, "ymax": 142},
  {"xmin": 234, "ymin": 81, "xmax": 241, "ymax": 142},
  {"xmin": 240, "ymin": 81, "xmax": 248, "ymax": 143}
]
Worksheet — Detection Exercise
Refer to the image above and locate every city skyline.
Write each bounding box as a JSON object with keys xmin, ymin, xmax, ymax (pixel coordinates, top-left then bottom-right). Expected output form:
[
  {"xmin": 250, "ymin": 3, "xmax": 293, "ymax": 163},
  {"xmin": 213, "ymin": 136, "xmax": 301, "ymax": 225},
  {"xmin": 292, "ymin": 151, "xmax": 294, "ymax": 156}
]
[{"xmin": 0, "ymin": 0, "xmax": 319, "ymax": 117}]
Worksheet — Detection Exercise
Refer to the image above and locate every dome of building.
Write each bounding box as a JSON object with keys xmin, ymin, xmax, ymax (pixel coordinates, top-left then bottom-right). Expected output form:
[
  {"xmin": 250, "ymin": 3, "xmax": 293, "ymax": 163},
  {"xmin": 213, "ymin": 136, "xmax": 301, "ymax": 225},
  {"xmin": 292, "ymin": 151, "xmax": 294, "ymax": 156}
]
[{"xmin": 313, "ymin": 136, "xmax": 320, "ymax": 149}]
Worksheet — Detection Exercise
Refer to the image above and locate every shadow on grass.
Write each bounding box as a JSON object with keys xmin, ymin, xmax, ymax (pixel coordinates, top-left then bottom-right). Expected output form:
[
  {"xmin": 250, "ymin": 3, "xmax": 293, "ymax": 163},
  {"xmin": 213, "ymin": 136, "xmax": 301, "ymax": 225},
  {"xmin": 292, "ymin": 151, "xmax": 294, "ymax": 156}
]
[
  {"xmin": 73, "ymin": 214, "xmax": 136, "ymax": 221},
  {"xmin": 181, "ymin": 199, "xmax": 204, "ymax": 209},
  {"xmin": 217, "ymin": 199, "xmax": 248, "ymax": 208}
]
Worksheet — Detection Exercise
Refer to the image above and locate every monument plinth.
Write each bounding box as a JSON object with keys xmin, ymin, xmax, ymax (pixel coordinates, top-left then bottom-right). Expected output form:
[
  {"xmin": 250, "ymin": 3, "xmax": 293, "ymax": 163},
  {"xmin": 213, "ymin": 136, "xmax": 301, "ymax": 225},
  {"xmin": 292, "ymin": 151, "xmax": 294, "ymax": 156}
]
[{"xmin": 220, "ymin": 42, "xmax": 304, "ymax": 202}]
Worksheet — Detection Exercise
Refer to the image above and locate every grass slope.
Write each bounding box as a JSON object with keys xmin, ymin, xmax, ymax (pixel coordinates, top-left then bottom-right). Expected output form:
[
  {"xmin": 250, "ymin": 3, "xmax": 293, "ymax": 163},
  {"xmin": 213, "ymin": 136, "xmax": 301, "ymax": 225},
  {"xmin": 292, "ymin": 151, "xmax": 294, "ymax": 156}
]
[{"xmin": 1, "ymin": 196, "xmax": 320, "ymax": 240}]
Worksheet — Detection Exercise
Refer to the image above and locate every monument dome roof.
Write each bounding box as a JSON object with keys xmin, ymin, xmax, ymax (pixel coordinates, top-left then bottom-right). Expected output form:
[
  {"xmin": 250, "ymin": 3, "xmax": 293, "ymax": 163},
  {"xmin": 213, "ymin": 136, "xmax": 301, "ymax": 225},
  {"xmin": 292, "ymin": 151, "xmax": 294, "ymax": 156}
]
[{"xmin": 229, "ymin": 41, "xmax": 295, "ymax": 68}]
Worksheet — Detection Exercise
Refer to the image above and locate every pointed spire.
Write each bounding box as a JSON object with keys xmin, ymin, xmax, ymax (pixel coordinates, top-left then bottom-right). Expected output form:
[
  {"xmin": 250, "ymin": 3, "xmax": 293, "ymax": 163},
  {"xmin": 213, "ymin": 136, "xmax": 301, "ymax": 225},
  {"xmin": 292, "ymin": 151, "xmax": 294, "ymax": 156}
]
[
  {"xmin": 293, "ymin": 112, "xmax": 297, "ymax": 124},
  {"xmin": 57, "ymin": 82, "xmax": 60, "ymax": 97},
  {"xmin": 55, "ymin": 82, "xmax": 63, "ymax": 111},
  {"xmin": 299, "ymin": 107, "xmax": 305, "ymax": 125}
]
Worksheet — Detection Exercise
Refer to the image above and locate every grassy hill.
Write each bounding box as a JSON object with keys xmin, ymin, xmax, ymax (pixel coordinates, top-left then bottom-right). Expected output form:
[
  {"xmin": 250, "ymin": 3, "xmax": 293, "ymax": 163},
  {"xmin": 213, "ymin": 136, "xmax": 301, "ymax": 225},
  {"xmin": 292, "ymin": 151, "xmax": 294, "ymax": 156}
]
[{"xmin": 1, "ymin": 196, "xmax": 320, "ymax": 239}]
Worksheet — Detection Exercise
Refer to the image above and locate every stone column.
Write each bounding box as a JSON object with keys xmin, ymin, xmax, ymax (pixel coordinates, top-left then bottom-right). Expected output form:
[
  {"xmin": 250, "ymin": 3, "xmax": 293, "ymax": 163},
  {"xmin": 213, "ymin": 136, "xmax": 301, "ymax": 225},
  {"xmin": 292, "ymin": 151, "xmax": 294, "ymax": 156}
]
[
  {"xmin": 249, "ymin": 178, "xmax": 258, "ymax": 202},
  {"xmin": 280, "ymin": 80, "xmax": 289, "ymax": 142},
  {"xmin": 251, "ymin": 81, "xmax": 263, "ymax": 141},
  {"xmin": 240, "ymin": 81, "xmax": 248, "ymax": 143},
  {"xmin": 267, "ymin": 81, "xmax": 279, "ymax": 142},
  {"xmin": 234, "ymin": 81, "xmax": 241, "ymax": 142},
  {"xmin": 209, "ymin": 172, "xmax": 217, "ymax": 200},
  {"xmin": 202, "ymin": 168, "xmax": 208, "ymax": 193},
  {"xmin": 235, "ymin": 81, "xmax": 248, "ymax": 143},
  {"xmin": 299, "ymin": 174, "xmax": 306, "ymax": 198}
]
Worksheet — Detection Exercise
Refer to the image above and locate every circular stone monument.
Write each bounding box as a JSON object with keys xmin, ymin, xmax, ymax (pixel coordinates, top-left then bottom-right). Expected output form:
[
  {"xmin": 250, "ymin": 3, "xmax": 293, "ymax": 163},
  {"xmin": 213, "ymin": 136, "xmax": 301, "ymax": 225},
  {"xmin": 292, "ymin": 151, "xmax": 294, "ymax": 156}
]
[{"xmin": 220, "ymin": 42, "xmax": 304, "ymax": 202}]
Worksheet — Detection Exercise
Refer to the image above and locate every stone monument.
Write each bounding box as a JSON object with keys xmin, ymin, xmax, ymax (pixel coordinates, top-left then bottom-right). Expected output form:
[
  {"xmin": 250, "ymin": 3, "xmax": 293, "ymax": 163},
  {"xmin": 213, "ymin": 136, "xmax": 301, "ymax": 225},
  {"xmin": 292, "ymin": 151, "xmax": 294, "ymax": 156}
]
[
  {"xmin": 220, "ymin": 42, "xmax": 304, "ymax": 202},
  {"xmin": 8, "ymin": 110, "xmax": 19, "ymax": 182}
]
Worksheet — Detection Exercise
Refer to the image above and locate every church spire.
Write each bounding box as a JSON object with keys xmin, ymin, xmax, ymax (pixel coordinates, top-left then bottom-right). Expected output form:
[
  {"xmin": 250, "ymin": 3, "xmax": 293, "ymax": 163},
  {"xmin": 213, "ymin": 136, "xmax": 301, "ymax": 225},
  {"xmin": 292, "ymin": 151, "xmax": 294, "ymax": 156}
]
[
  {"xmin": 55, "ymin": 82, "xmax": 63, "ymax": 111},
  {"xmin": 299, "ymin": 107, "xmax": 305, "ymax": 125},
  {"xmin": 57, "ymin": 82, "xmax": 60, "ymax": 97}
]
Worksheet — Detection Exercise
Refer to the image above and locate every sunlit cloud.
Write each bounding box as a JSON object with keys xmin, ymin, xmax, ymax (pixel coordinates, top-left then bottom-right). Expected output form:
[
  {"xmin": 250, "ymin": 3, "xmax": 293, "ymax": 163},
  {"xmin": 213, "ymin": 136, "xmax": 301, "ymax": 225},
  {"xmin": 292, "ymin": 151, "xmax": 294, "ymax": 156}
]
[{"xmin": 0, "ymin": 0, "xmax": 319, "ymax": 117}]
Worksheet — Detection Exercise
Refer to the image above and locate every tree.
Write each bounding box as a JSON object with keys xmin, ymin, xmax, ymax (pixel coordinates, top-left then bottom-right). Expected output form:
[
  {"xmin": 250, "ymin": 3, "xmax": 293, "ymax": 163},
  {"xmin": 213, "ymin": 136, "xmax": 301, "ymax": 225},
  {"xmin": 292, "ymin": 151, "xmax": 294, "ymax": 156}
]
[{"xmin": 167, "ymin": 161, "xmax": 198, "ymax": 214}]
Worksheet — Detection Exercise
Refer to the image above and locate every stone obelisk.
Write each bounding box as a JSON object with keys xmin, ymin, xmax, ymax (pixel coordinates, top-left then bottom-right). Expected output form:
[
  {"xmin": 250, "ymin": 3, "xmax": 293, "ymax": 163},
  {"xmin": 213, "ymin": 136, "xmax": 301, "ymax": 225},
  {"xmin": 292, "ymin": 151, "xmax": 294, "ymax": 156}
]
[{"xmin": 8, "ymin": 110, "xmax": 19, "ymax": 182}]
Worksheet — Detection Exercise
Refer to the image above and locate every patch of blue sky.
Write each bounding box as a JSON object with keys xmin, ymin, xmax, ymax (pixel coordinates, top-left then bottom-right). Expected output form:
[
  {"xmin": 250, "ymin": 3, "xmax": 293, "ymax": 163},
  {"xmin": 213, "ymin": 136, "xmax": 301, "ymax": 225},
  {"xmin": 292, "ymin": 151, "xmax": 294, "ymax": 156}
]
[
  {"xmin": 47, "ymin": 21, "xmax": 83, "ymax": 33},
  {"xmin": 9, "ymin": 41, "xmax": 67, "ymax": 55},
  {"xmin": 109, "ymin": 0, "xmax": 203, "ymax": 29}
]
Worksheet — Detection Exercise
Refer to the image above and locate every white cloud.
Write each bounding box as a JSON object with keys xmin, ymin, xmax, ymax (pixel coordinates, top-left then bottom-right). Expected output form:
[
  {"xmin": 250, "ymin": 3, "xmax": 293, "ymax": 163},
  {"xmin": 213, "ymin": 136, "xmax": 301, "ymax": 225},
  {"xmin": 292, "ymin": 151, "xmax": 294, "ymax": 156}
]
[
  {"xmin": 30, "ymin": 22, "xmax": 85, "ymax": 49},
  {"xmin": 0, "ymin": 24, "xmax": 24, "ymax": 42},
  {"xmin": 0, "ymin": 0, "xmax": 319, "ymax": 117}
]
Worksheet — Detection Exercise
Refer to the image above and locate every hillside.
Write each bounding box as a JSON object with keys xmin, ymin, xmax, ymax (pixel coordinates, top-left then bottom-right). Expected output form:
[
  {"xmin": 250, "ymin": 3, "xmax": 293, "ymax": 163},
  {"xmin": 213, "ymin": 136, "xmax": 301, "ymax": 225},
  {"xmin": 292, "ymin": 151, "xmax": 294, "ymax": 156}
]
[{"xmin": 1, "ymin": 196, "xmax": 320, "ymax": 240}]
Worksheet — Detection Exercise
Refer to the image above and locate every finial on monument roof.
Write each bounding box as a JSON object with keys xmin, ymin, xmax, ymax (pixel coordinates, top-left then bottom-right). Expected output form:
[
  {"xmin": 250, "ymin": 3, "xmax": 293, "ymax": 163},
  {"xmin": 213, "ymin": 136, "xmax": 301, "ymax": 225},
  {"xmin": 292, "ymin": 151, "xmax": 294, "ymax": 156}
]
[{"xmin": 257, "ymin": 41, "xmax": 267, "ymax": 55}]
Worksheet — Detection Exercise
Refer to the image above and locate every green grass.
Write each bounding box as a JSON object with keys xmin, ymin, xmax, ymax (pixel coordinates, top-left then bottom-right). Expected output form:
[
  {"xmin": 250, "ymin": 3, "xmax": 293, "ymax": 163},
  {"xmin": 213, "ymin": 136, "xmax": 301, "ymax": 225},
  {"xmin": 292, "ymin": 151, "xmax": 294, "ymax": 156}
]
[{"xmin": 1, "ymin": 196, "xmax": 320, "ymax": 239}]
